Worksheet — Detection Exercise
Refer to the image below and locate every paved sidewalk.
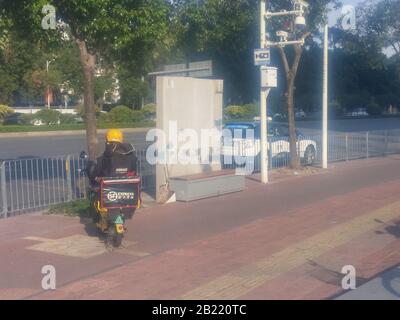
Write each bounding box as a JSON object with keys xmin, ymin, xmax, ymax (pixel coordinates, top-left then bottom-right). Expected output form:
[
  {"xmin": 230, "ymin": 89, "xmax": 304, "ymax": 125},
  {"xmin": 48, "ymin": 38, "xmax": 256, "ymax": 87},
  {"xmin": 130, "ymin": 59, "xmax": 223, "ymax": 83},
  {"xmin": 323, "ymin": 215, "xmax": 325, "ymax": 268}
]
[{"xmin": 1, "ymin": 156, "xmax": 400, "ymax": 300}]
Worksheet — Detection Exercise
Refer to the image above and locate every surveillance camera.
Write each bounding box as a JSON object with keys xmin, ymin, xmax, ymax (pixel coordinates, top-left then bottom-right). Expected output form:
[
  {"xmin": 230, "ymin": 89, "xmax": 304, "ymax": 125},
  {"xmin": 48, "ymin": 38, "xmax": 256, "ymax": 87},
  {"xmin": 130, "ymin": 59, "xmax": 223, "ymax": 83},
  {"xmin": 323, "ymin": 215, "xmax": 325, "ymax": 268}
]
[
  {"xmin": 295, "ymin": 15, "xmax": 306, "ymax": 27},
  {"xmin": 294, "ymin": 0, "xmax": 309, "ymax": 9},
  {"xmin": 276, "ymin": 30, "xmax": 289, "ymax": 38}
]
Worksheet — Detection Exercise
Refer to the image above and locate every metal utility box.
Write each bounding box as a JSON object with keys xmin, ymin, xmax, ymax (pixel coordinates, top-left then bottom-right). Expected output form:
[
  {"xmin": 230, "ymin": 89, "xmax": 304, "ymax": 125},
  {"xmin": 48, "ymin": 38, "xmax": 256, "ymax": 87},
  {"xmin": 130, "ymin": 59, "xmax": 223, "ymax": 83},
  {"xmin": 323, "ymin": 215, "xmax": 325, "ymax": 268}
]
[
  {"xmin": 261, "ymin": 66, "xmax": 278, "ymax": 88},
  {"xmin": 170, "ymin": 170, "xmax": 245, "ymax": 202}
]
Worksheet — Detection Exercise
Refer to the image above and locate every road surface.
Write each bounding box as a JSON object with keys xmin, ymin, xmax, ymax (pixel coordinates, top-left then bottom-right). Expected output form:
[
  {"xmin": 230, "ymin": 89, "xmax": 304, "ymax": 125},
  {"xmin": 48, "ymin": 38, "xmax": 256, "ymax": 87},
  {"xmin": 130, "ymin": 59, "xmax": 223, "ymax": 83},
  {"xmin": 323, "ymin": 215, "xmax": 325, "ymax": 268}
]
[
  {"xmin": 0, "ymin": 131, "xmax": 150, "ymax": 160},
  {"xmin": 296, "ymin": 117, "xmax": 400, "ymax": 134},
  {"xmin": 2, "ymin": 118, "xmax": 400, "ymax": 160}
]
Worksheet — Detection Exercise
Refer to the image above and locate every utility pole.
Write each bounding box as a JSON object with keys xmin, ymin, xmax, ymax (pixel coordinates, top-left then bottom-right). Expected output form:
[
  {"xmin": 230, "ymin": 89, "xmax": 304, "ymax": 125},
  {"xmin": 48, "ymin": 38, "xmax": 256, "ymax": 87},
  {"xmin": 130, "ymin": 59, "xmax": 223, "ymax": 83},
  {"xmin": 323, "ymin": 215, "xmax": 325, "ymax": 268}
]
[
  {"xmin": 258, "ymin": 0, "xmax": 309, "ymax": 181},
  {"xmin": 46, "ymin": 60, "xmax": 50, "ymax": 109},
  {"xmin": 260, "ymin": 0, "xmax": 269, "ymax": 184},
  {"xmin": 322, "ymin": 24, "xmax": 328, "ymax": 169}
]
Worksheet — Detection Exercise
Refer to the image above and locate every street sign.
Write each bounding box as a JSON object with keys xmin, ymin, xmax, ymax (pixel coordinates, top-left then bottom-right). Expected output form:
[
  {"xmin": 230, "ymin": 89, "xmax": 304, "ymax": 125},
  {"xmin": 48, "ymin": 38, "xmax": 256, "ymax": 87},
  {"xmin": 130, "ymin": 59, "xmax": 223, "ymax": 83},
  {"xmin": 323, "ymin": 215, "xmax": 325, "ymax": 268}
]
[
  {"xmin": 261, "ymin": 67, "xmax": 278, "ymax": 88},
  {"xmin": 254, "ymin": 49, "xmax": 270, "ymax": 66}
]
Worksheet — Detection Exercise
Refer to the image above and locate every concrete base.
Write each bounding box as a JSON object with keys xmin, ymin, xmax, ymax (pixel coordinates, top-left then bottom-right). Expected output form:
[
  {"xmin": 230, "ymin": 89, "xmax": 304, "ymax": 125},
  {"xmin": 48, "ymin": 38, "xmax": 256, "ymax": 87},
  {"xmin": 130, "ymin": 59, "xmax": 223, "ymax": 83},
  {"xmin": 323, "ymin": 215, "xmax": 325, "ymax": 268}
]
[{"xmin": 170, "ymin": 170, "xmax": 245, "ymax": 202}]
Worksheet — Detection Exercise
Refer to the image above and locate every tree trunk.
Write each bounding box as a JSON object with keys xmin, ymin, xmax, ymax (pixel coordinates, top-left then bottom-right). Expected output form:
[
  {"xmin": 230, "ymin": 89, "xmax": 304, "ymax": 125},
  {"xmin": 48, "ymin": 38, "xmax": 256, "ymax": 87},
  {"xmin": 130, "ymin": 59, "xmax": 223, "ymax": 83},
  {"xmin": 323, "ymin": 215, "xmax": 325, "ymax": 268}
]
[
  {"xmin": 278, "ymin": 44, "xmax": 304, "ymax": 169},
  {"xmin": 77, "ymin": 39, "xmax": 99, "ymax": 161},
  {"xmin": 286, "ymin": 77, "xmax": 299, "ymax": 168}
]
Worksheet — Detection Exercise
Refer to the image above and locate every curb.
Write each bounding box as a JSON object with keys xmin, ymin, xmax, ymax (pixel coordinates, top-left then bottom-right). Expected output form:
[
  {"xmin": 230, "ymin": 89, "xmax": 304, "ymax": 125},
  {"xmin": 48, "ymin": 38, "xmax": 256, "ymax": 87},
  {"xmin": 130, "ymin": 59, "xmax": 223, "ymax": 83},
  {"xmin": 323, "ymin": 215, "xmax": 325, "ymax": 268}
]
[{"xmin": 0, "ymin": 127, "xmax": 153, "ymax": 138}]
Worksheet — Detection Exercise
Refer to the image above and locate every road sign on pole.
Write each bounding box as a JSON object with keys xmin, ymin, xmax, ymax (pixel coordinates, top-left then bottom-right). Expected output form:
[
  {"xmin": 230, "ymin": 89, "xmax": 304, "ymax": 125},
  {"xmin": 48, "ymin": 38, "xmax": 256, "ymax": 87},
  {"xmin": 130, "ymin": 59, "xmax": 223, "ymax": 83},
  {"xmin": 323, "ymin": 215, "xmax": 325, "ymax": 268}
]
[{"xmin": 254, "ymin": 49, "xmax": 270, "ymax": 66}]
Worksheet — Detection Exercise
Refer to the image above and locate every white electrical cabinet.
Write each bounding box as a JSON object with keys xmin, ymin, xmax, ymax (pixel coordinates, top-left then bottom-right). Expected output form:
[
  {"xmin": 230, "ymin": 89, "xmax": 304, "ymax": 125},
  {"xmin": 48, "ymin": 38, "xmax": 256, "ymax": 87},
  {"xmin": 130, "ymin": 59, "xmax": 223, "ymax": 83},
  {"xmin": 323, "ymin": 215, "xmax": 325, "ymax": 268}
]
[{"xmin": 261, "ymin": 67, "xmax": 278, "ymax": 88}]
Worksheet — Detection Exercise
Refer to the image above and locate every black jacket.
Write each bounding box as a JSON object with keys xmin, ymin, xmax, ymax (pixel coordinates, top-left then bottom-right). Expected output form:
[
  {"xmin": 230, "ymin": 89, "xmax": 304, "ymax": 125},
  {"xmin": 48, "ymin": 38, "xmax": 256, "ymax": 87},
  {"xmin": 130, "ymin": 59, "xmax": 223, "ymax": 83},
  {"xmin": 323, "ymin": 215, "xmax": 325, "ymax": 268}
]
[{"xmin": 88, "ymin": 142, "xmax": 138, "ymax": 184}]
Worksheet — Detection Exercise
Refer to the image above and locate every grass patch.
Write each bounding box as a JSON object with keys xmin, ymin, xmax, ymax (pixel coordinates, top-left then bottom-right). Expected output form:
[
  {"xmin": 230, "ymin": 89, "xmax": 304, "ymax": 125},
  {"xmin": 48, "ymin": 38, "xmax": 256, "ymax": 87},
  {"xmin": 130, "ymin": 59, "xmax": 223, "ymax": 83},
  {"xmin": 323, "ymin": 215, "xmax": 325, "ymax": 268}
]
[
  {"xmin": 47, "ymin": 199, "xmax": 93, "ymax": 218},
  {"xmin": 0, "ymin": 121, "xmax": 155, "ymax": 133}
]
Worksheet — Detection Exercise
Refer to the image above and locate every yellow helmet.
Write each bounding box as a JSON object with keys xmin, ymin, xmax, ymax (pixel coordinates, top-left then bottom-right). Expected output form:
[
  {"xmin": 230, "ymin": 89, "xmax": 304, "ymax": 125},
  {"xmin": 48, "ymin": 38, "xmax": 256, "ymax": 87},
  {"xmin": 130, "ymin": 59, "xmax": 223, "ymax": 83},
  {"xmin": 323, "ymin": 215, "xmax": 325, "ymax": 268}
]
[{"xmin": 106, "ymin": 129, "xmax": 123, "ymax": 143}]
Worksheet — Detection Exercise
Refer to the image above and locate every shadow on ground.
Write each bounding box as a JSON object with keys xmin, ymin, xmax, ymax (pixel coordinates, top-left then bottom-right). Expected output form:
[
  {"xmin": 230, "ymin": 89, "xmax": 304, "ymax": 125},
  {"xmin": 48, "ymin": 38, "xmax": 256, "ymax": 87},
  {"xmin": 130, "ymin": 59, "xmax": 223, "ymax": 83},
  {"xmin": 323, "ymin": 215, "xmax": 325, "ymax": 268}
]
[
  {"xmin": 381, "ymin": 266, "xmax": 400, "ymax": 298},
  {"xmin": 306, "ymin": 259, "xmax": 369, "ymax": 287},
  {"xmin": 374, "ymin": 219, "xmax": 400, "ymax": 238}
]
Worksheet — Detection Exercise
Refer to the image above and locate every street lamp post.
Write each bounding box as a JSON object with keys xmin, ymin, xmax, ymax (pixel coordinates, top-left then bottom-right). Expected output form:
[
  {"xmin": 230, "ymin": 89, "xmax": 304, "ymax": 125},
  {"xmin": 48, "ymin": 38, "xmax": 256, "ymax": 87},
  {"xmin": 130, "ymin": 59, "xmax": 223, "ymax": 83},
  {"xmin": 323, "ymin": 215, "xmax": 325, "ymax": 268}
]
[
  {"xmin": 260, "ymin": 0, "xmax": 269, "ymax": 184},
  {"xmin": 46, "ymin": 59, "xmax": 55, "ymax": 109},
  {"xmin": 322, "ymin": 24, "xmax": 329, "ymax": 169}
]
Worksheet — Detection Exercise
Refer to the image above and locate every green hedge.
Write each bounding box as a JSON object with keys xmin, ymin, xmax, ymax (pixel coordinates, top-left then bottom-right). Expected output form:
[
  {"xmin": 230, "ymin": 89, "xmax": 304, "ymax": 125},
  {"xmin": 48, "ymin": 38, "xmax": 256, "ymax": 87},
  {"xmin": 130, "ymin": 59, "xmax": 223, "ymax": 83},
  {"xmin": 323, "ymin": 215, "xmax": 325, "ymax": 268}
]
[
  {"xmin": 35, "ymin": 109, "xmax": 61, "ymax": 125},
  {"xmin": 0, "ymin": 121, "xmax": 155, "ymax": 133},
  {"xmin": 367, "ymin": 100, "xmax": 383, "ymax": 116},
  {"xmin": 0, "ymin": 104, "xmax": 157, "ymax": 132},
  {"xmin": 225, "ymin": 103, "xmax": 258, "ymax": 120},
  {"xmin": 0, "ymin": 105, "xmax": 14, "ymax": 122},
  {"xmin": 99, "ymin": 104, "xmax": 152, "ymax": 124}
]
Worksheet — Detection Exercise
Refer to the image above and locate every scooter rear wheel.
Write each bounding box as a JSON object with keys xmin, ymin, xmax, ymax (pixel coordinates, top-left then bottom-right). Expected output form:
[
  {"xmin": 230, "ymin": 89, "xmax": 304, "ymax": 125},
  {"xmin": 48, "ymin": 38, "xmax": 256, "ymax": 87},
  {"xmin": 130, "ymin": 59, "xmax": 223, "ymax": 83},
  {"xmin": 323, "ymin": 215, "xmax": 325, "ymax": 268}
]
[{"xmin": 107, "ymin": 226, "xmax": 123, "ymax": 248}]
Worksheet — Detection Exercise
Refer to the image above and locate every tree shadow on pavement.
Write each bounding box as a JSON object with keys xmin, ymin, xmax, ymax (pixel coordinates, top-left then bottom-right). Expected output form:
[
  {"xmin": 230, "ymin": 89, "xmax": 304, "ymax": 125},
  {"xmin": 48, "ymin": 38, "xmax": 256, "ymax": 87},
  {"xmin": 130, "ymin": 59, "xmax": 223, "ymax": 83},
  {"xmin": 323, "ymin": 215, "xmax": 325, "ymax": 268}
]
[
  {"xmin": 306, "ymin": 259, "xmax": 369, "ymax": 287},
  {"xmin": 374, "ymin": 219, "xmax": 400, "ymax": 238},
  {"xmin": 79, "ymin": 216, "xmax": 101, "ymax": 238}
]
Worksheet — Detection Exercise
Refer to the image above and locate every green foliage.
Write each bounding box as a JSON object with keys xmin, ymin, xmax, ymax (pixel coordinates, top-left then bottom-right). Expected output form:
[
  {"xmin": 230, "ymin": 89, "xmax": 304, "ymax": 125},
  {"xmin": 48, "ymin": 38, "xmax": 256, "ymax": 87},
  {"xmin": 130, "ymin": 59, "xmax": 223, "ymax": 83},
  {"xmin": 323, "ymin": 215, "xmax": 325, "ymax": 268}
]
[
  {"xmin": 0, "ymin": 24, "xmax": 84, "ymax": 104},
  {"xmin": 225, "ymin": 105, "xmax": 247, "ymax": 119},
  {"xmin": 329, "ymin": 100, "xmax": 344, "ymax": 117},
  {"xmin": 0, "ymin": 122, "xmax": 155, "ymax": 133},
  {"xmin": 95, "ymin": 72, "xmax": 116, "ymax": 107},
  {"xmin": 76, "ymin": 104, "xmax": 101, "ymax": 117},
  {"xmin": 225, "ymin": 104, "xmax": 258, "ymax": 120},
  {"xmin": 34, "ymin": 109, "xmax": 61, "ymax": 125},
  {"xmin": 1, "ymin": 0, "xmax": 399, "ymax": 121},
  {"xmin": 119, "ymin": 73, "xmax": 149, "ymax": 108},
  {"xmin": 99, "ymin": 105, "xmax": 150, "ymax": 124},
  {"xmin": 2, "ymin": 0, "xmax": 171, "ymax": 160},
  {"xmin": 75, "ymin": 104, "xmax": 85, "ymax": 117},
  {"xmin": 175, "ymin": 0, "xmax": 259, "ymax": 104},
  {"xmin": 109, "ymin": 105, "xmax": 133, "ymax": 123},
  {"xmin": 242, "ymin": 103, "xmax": 258, "ymax": 118},
  {"xmin": 59, "ymin": 113, "xmax": 79, "ymax": 124},
  {"xmin": 131, "ymin": 110, "xmax": 145, "ymax": 122},
  {"xmin": 18, "ymin": 114, "xmax": 34, "ymax": 125},
  {"xmin": 97, "ymin": 112, "xmax": 112, "ymax": 124},
  {"xmin": 142, "ymin": 103, "xmax": 156, "ymax": 119},
  {"xmin": 0, "ymin": 64, "xmax": 18, "ymax": 105},
  {"xmin": 358, "ymin": 0, "xmax": 400, "ymax": 61},
  {"xmin": 0, "ymin": 104, "xmax": 14, "ymax": 121},
  {"xmin": 367, "ymin": 99, "xmax": 383, "ymax": 116},
  {"xmin": 47, "ymin": 199, "xmax": 92, "ymax": 218}
]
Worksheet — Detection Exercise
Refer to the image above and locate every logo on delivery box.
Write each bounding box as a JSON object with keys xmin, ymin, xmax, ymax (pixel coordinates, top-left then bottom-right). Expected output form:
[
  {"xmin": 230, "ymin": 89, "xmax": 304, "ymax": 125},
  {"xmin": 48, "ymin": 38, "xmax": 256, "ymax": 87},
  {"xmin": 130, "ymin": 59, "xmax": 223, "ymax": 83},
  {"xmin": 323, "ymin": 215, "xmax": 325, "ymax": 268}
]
[{"xmin": 107, "ymin": 191, "xmax": 135, "ymax": 202}]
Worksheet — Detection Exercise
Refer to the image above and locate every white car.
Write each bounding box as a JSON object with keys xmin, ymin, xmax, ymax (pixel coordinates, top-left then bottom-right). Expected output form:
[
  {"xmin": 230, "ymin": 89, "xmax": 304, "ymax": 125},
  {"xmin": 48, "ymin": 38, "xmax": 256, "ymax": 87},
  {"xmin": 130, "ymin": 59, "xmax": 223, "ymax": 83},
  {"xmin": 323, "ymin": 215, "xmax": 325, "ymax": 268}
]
[
  {"xmin": 295, "ymin": 109, "xmax": 306, "ymax": 118},
  {"xmin": 350, "ymin": 108, "xmax": 369, "ymax": 117},
  {"xmin": 222, "ymin": 122, "xmax": 317, "ymax": 167}
]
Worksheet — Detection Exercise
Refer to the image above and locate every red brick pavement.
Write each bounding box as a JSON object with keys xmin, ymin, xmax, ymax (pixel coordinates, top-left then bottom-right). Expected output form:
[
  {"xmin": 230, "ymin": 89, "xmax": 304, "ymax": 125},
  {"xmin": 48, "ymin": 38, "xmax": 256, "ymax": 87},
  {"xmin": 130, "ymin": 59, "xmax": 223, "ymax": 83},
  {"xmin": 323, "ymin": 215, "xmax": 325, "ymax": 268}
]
[{"xmin": 0, "ymin": 157, "xmax": 400, "ymax": 300}]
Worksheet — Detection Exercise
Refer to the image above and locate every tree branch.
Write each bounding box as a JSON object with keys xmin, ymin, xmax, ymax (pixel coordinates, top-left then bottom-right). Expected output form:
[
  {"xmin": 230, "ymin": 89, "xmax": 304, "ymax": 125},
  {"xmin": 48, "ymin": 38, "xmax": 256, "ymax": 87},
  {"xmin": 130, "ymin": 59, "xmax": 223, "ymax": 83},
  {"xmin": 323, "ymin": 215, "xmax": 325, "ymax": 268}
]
[
  {"xmin": 292, "ymin": 44, "xmax": 303, "ymax": 78},
  {"xmin": 300, "ymin": 31, "xmax": 311, "ymax": 43},
  {"xmin": 389, "ymin": 41, "xmax": 399, "ymax": 55},
  {"xmin": 278, "ymin": 45, "xmax": 290, "ymax": 77}
]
